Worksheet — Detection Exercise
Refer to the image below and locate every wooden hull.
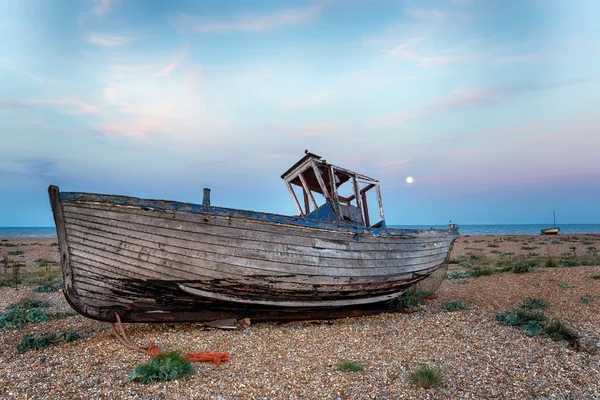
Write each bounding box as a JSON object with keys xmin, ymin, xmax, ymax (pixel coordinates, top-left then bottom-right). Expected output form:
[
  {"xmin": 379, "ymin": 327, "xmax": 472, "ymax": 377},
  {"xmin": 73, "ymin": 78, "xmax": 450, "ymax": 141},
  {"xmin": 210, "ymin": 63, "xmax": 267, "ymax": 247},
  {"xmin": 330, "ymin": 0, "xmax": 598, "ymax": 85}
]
[
  {"xmin": 48, "ymin": 186, "xmax": 459, "ymax": 323},
  {"xmin": 541, "ymin": 228, "xmax": 559, "ymax": 235}
]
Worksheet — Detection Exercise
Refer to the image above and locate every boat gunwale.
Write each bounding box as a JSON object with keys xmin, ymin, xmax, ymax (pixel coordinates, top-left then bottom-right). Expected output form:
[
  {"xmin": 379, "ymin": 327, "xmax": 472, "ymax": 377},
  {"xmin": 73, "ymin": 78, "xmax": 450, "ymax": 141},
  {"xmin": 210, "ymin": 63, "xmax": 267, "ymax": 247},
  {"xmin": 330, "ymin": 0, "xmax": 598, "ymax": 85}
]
[{"xmin": 58, "ymin": 190, "xmax": 460, "ymax": 237}]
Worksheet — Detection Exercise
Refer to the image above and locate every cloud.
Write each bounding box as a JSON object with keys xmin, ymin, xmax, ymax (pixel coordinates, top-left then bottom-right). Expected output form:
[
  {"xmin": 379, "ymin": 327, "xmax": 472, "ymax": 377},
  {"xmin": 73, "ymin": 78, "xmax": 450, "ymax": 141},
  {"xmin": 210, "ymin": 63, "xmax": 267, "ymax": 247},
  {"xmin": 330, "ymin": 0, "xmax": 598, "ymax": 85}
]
[
  {"xmin": 441, "ymin": 87, "xmax": 508, "ymax": 109},
  {"xmin": 380, "ymin": 159, "xmax": 413, "ymax": 167},
  {"xmin": 88, "ymin": 34, "xmax": 131, "ymax": 47},
  {"xmin": 92, "ymin": 0, "xmax": 116, "ymax": 15},
  {"xmin": 174, "ymin": 2, "xmax": 326, "ymax": 33},
  {"xmin": 386, "ymin": 37, "xmax": 476, "ymax": 68},
  {"xmin": 42, "ymin": 99, "xmax": 99, "ymax": 115},
  {"xmin": 0, "ymin": 99, "xmax": 36, "ymax": 109},
  {"xmin": 0, "ymin": 98, "xmax": 98, "ymax": 114},
  {"xmin": 386, "ymin": 37, "xmax": 424, "ymax": 57},
  {"xmin": 281, "ymin": 122, "xmax": 343, "ymax": 137},
  {"xmin": 25, "ymin": 72, "xmax": 44, "ymax": 85},
  {"xmin": 153, "ymin": 62, "xmax": 176, "ymax": 78},
  {"xmin": 404, "ymin": 6, "xmax": 459, "ymax": 21},
  {"xmin": 99, "ymin": 64, "xmax": 229, "ymax": 142},
  {"xmin": 282, "ymin": 92, "xmax": 332, "ymax": 109}
]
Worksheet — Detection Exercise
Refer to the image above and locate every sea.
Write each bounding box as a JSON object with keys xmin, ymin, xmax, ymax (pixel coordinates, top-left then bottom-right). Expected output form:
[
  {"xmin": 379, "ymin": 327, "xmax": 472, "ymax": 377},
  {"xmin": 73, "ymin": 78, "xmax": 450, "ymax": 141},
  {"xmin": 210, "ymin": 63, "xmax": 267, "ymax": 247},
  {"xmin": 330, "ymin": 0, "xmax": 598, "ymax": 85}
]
[{"xmin": 1, "ymin": 224, "xmax": 600, "ymax": 238}]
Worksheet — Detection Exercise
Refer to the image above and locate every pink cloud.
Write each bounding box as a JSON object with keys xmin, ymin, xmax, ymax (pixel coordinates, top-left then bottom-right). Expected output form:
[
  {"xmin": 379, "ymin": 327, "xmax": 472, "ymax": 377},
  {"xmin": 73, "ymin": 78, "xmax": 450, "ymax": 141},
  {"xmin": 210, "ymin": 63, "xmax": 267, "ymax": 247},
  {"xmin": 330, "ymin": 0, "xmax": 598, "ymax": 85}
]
[
  {"xmin": 380, "ymin": 159, "xmax": 413, "ymax": 167},
  {"xmin": 153, "ymin": 62, "xmax": 176, "ymax": 78},
  {"xmin": 101, "ymin": 120, "xmax": 162, "ymax": 139}
]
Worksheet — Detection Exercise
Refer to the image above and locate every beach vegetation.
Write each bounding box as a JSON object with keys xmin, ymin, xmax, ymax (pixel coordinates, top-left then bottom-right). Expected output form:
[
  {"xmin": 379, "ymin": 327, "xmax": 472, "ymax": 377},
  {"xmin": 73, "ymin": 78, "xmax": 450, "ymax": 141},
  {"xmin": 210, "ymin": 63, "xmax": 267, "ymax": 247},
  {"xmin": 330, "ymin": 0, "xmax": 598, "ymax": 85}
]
[
  {"xmin": 470, "ymin": 266, "xmax": 494, "ymax": 277},
  {"xmin": 457, "ymin": 261, "xmax": 471, "ymax": 268},
  {"xmin": 17, "ymin": 331, "xmax": 80, "ymax": 353},
  {"xmin": 400, "ymin": 287, "xmax": 432, "ymax": 309},
  {"xmin": 0, "ymin": 307, "xmax": 50, "ymax": 329},
  {"xmin": 520, "ymin": 297, "xmax": 551, "ymax": 309},
  {"xmin": 544, "ymin": 321, "xmax": 579, "ymax": 346},
  {"xmin": 1, "ymin": 243, "xmax": 18, "ymax": 247},
  {"xmin": 545, "ymin": 256, "xmax": 558, "ymax": 268},
  {"xmin": 127, "ymin": 351, "xmax": 194, "ymax": 384},
  {"xmin": 559, "ymin": 282, "xmax": 573, "ymax": 289},
  {"xmin": 496, "ymin": 310, "xmax": 547, "ymax": 337},
  {"xmin": 34, "ymin": 258, "xmax": 59, "ymax": 267},
  {"xmin": 34, "ymin": 283, "xmax": 59, "ymax": 292},
  {"xmin": 7, "ymin": 250, "xmax": 24, "ymax": 256},
  {"xmin": 589, "ymin": 274, "xmax": 600, "ymax": 280},
  {"xmin": 512, "ymin": 263, "xmax": 533, "ymax": 273},
  {"xmin": 409, "ymin": 365, "xmax": 444, "ymax": 389},
  {"xmin": 445, "ymin": 272, "xmax": 471, "ymax": 280},
  {"xmin": 0, "ymin": 300, "xmax": 76, "ymax": 330},
  {"xmin": 581, "ymin": 296, "xmax": 600, "ymax": 304},
  {"xmin": 335, "ymin": 361, "xmax": 364, "ymax": 372},
  {"xmin": 443, "ymin": 300, "xmax": 470, "ymax": 312},
  {"xmin": 487, "ymin": 244, "xmax": 499, "ymax": 248},
  {"xmin": 521, "ymin": 246, "xmax": 539, "ymax": 251}
]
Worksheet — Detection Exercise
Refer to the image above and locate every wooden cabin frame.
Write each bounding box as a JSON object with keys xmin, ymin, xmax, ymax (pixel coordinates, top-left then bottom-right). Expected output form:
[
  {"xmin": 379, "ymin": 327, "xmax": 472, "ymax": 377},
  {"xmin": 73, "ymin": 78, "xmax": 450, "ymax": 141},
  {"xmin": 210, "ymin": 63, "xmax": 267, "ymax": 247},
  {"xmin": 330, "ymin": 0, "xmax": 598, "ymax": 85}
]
[{"xmin": 281, "ymin": 152, "xmax": 385, "ymax": 228}]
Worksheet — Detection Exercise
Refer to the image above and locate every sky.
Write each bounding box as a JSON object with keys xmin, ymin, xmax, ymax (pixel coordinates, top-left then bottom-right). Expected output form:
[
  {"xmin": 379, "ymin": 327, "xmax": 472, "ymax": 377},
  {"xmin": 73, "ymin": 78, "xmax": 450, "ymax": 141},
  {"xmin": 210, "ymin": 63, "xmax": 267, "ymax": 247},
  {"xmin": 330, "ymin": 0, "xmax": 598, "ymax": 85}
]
[{"xmin": 0, "ymin": 0, "xmax": 599, "ymax": 227}]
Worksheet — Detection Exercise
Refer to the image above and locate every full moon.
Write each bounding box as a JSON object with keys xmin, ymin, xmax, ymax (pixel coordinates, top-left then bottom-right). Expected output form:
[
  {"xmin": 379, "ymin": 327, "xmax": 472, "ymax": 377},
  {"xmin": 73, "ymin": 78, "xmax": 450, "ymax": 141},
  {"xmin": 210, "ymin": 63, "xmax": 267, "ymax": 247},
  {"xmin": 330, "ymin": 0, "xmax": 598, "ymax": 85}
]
[{"xmin": 406, "ymin": 176, "xmax": 414, "ymax": 184}]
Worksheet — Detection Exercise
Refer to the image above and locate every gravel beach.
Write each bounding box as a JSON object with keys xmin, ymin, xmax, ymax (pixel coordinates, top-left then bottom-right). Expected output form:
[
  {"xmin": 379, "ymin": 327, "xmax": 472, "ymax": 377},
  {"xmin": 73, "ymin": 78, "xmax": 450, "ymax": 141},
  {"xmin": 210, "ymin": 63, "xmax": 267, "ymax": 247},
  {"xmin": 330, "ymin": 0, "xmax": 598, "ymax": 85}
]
[{"xmin": 1, "ymin": 235, "xmax": 599, "ymax": 399}]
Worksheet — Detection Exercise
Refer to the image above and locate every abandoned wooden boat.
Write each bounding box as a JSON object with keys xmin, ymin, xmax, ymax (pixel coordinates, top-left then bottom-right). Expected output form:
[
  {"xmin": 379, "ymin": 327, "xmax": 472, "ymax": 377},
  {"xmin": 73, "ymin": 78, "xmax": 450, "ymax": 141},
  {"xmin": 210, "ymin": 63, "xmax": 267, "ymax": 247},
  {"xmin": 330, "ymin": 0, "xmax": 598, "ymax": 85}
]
[{"xmin": 48, "ymin": 151, "xmax": 460, "ymax": 323}]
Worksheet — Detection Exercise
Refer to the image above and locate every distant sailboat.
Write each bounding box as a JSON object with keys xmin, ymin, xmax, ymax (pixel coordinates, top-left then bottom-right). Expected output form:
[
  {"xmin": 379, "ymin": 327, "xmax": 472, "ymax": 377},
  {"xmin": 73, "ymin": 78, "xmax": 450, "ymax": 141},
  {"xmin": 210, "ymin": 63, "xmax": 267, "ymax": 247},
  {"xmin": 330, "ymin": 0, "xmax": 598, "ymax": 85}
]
[{"xmin": 541, "ymin": 211, "xmax": 559, "ymax": 235}]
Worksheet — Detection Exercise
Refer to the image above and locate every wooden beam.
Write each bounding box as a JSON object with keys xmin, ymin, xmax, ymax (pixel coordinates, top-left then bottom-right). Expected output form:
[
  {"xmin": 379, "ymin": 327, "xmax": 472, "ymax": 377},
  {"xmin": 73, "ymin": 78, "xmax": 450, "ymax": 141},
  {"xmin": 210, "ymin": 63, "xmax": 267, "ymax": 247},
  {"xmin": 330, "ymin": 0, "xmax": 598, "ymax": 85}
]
[
  {"xmin": 303, "ymin": 188, "xmax": 310, "ymax": 215},
  {"xmin": 310, "ymin": 161, "xmax": 330, "ymax": 199},
  {"xmin": 286, "ymin": 182, "xmax": 304, "ymax": 216},
  {"xmin": 376, "ymin": 183, "xmax": 385, "ymax": 222},
  {"xmin": 328, "ymin": 165, "xmax": 341, "ymax": 215},
  {"xmin": 298, "ymin": 173, "xmax": 318, "ymax": 212},
  {"xmin": 360, "ymin": 183, "xmax": 376, "ymax": 195},
  {"xmin": 353, "ymin": 175, "xmax": 364, "ymax": 226},
  {"xmin": 361, "ymin": 191, "xmax": 370, "ymax": 227}
]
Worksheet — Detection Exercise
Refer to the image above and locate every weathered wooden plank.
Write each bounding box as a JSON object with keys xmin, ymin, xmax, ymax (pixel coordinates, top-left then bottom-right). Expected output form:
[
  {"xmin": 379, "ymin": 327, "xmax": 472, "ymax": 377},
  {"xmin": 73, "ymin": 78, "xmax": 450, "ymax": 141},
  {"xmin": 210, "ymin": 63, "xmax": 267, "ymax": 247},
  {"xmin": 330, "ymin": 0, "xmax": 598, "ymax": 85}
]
[
  {"xmin": 66, "ymin": 219, "xmax": 450, "ymax": 266},
  {"xmin": 178, "ymin": 284, "xmax": 402, "ymax": 307},
  {"xmin": 61, "ymin": 200, "xmax": 453, "ymax": 243},
  {"xmin": 66, "ymin": 220, "xmax": 448, "ymax": 275},
  {"xmin": 63, "ymin": 203, "xmax": 453, "ymax": 250},
  {"xmin": 66, "ymin": 229, "xmax": 446, "ymax": 278}
]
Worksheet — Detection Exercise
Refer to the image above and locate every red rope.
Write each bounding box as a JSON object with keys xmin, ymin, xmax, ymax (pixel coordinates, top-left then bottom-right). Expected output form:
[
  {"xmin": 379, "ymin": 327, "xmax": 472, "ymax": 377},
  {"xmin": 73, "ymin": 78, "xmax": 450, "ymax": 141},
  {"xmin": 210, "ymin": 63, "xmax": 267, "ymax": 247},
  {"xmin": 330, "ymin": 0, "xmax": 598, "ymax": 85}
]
[{"xmin": 146, "ymin": 343, "xmax": 229, "ymax": 365}]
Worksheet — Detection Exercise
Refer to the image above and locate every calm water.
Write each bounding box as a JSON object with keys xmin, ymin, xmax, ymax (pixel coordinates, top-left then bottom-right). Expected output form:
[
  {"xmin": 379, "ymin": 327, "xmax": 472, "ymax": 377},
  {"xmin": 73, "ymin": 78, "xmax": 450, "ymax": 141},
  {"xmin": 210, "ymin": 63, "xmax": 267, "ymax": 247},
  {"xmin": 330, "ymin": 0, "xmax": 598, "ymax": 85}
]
[
  {"xmin": 392, "ymin": 224, "xmax": 600, "ymax": 236},
  {"xmin": 1, "ymin": 224, "xmax": 600, "ymax": 238},
  {"xmin": 0, "ymin": 227, "xmax": 57, "ymax": 238}
]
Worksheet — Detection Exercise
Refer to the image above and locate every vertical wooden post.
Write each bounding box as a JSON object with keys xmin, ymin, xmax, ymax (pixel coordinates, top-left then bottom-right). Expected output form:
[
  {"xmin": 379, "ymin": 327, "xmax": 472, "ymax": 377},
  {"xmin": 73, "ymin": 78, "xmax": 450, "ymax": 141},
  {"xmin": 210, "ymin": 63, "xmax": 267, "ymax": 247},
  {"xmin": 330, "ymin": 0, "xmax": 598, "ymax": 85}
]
[
  {"xmin": 202, "ymin": 188, "xmax": 211, "ymax": 206},
  {"xmin": 311, "ymin": 163, "xmax": 330, "ymax": 199},
  {"xmin": 303, "ymin": 189, "xmax": 310, "ymax": 215},
  {"xmin": 361, "ymin": 191, "xmax": 370, "ymax": 227},
  {"xmin": 375, "ymin": 183, "xmax": 385, "ymax": 223},
  {"xmin": 328, "ymin": 165, "xmax": 341, "ymax": 214},
  {"xmin": 286, "ymin": 182, "xmax": 304, "ymax": 216},
  {"xmin": 298, "ymin": 173, "xmax": 318, "ymax": 212},
  {"xmin": 353, "ymin": 175, "xmax": 364, "ymax": 226}
]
